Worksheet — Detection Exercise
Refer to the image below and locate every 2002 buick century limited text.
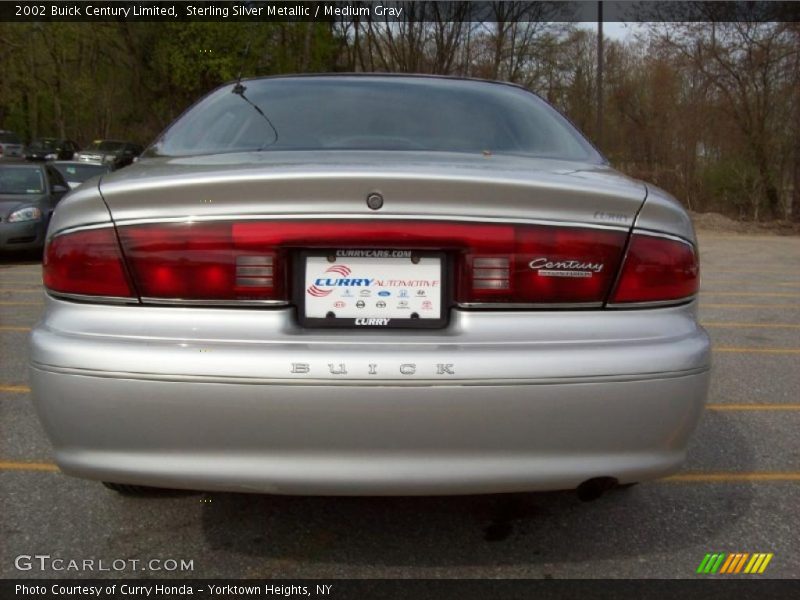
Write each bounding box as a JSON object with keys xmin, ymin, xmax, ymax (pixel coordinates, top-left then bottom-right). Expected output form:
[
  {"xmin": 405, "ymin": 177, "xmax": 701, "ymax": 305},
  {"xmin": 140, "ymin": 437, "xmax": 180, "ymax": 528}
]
[{"xmin": 29, "ymin": 75, "xmax": 710, "ymax": 497}]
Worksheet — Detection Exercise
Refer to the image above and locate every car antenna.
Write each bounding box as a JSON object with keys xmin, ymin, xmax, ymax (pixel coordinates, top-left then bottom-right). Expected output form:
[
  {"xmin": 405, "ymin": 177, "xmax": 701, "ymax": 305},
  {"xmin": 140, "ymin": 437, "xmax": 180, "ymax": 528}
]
[
  {"xmin": 232, "ymin": 39, "xmax": 252, "ymax": 96},
  {"xmin": 230, "ymin": 34, "xmax": 279, "ymax": 146}
]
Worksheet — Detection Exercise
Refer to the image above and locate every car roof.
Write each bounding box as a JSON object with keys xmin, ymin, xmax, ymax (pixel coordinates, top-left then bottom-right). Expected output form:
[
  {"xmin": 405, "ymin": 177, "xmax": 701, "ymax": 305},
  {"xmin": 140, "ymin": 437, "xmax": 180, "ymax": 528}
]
[
  {"xmin": 53, "ymin": 160, "xmax": 105, "ymax": 166},
  {"xmin": 241, "ymin": 72, "xmax": 527, "ymax": 89},
  {"xmin": 0, "ymin": 162, "xmax": 45, "ymax": 170}
]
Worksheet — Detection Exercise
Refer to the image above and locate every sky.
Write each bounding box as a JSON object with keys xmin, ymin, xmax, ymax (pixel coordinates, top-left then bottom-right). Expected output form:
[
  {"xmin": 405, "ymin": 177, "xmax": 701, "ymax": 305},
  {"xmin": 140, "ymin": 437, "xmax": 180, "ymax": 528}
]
[{"xmin": 578, "ymin": 21, "xmax": 644, "ymax": 40}]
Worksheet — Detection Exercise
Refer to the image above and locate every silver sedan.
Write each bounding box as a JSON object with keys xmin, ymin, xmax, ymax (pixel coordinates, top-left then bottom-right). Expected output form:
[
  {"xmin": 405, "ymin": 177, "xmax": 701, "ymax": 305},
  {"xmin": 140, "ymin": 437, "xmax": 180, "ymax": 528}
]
[{"xmin": 29, "ymin": 75, "xmax": 710, "ymax": 498}]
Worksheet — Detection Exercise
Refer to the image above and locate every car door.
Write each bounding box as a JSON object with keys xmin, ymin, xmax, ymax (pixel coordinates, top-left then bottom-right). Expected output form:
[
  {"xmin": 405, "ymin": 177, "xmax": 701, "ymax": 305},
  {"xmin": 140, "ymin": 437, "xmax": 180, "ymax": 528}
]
[
  {"xmin": 65, "ymin": 140, "xmax": 79, "ymax": 159},
  {"xmin": 44, "ymin": 165, "xmax": 70, "ymax": 213}
]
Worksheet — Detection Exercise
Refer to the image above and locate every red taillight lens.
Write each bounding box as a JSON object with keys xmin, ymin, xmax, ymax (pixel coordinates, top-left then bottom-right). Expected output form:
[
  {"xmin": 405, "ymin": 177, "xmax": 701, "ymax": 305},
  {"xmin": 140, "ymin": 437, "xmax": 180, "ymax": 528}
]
[
  {"xmin": 115, "ymin": 221, "xmax": 627, "ymax": 305},
  {"xmin": 117, "ymin": 223, "xmax": 286, "ymax": 301},
  {"xmin": 459, "ymin": 227, "xmax": 627, "ymax": 304},
  {"xmin": 44, "ymin": 227, "xmax": 134, "ymax": 298},
  {"xmin": 610, "ymin": 234, "xmax": 699, "ymax": 304},
  {"xmin": 44, "ymin": 221, "xmax": 696, "ymax": 307}
]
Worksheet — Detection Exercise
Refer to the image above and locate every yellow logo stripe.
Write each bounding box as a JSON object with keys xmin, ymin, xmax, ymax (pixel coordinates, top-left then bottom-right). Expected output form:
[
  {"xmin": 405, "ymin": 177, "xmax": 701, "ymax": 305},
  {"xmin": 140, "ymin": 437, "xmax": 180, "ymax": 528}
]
[
  {"xmin": 744, "ymin": 554, "xmax": 762, "ymax": 574},
  {"xmin": 758, "ymin": 554, "xmax": 774, "ymax": 574}
]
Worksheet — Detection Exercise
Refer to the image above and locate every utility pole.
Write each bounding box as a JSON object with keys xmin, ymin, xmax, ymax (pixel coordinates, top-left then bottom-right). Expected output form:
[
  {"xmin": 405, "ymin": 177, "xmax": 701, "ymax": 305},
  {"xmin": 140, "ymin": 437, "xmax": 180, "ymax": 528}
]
[{"xmin": 596, "ymin": 1, "xmax": 604, "ymax": 149}]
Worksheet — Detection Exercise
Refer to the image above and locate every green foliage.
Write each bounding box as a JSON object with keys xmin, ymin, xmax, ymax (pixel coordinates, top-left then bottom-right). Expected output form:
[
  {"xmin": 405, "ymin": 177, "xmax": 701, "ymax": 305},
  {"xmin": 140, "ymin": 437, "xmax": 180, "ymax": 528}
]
[
  {"xmin": 0, "ymin": 21, "xmax": 796, "ymax": 220},
  {"xmin": 0, "ymin": 22, "xmax": 343, "ymax": 145},
  {"xmin": 700, "ymin": 158, "xmax": 761, "ymax": 219}
]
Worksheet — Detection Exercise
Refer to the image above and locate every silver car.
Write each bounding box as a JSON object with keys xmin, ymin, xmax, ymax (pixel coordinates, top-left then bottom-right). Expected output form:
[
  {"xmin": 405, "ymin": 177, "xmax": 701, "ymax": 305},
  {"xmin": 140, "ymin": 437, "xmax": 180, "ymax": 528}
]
[
  {"xmin": 0, "ymin": 129, "xmax": 25, "ymax": 160},
  {"xmin": 29, "ymin": 75, "xmax": 710, "ymax": 498}
]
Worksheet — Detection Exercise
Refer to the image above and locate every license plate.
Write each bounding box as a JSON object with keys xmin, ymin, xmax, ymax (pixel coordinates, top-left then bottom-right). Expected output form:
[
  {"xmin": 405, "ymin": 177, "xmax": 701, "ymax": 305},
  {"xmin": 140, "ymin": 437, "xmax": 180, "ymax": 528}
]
[{"xmin": 298, "ymin": 249, "xmax": 447, "ymax": 328}]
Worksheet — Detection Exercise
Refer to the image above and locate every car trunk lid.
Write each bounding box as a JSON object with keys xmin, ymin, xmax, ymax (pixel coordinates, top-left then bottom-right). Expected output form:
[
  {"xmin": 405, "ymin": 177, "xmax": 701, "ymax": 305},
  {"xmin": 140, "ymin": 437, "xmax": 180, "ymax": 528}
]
[{"xmin": 98, "ymin": 151, "xmax": 646, "ymax": 227}]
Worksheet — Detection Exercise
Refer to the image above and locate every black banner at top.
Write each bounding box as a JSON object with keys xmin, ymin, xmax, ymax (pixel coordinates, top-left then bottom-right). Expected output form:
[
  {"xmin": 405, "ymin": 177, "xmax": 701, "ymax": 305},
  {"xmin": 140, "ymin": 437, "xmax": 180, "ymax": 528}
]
[{"xmin": 2, "ymin": 1, "xmax": 800, "ymax": 23}]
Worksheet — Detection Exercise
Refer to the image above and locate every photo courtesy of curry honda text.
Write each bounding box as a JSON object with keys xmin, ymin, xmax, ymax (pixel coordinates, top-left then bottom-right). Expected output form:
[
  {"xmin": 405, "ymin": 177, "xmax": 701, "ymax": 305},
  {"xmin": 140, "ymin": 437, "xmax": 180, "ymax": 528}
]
[{"xmin": 29, "ymin": 75, "xmax": 710, "ymax": 498}]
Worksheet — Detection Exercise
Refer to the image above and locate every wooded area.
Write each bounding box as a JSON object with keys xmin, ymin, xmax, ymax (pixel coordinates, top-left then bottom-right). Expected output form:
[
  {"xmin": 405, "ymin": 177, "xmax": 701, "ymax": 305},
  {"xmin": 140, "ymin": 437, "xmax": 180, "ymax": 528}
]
[{"xmin": 1, "ymin": 17, "xmax": 798, "ymax": 221}]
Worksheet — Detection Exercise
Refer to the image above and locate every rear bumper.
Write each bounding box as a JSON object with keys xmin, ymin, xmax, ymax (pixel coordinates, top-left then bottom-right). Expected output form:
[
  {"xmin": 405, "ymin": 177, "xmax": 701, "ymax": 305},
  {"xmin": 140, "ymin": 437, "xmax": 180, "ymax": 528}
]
[{"xmin": 29, "ymin": 297, "xmax": 710, "ymax": 495}]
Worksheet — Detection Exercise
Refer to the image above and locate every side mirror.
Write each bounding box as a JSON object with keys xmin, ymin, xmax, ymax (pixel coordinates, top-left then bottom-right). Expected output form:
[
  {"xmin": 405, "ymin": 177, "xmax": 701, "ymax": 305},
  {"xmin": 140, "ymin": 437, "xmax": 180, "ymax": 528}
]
[{"xmin": 52, "ymin": 184, "xmax": 69, "ymax": 194}]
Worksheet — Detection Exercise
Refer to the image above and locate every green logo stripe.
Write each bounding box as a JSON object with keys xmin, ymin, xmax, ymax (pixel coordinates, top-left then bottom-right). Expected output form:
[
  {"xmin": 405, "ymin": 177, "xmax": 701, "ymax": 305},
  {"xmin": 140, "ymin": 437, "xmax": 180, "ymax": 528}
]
[
  {"xmin": 697, "ymin": 554, "xmax": 713, "ymax": 573},
  {"xmin": 706, "ymin": 552, "xmax": 725, "ymax": 574}
]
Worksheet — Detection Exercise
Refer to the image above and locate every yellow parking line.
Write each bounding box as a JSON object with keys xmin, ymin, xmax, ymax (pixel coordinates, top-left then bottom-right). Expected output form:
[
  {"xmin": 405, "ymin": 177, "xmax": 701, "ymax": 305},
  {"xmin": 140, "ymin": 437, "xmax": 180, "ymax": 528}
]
[
  {"xmin": 702, "ymin": 291, "xmax": 800, "ymax": 298},
  {"xmin": 702, "ymin": 322, "xmax": 800, "ymax": 329},
  {"xmin": 701, "ymin": 280, "xmax": 756, "ymax": 284},
  {"xmin": 0, "ymin": 461, "xmax": 58, "ymax": 472},
  {"xmin": 0, "ymin": 277, "xmax": 41, "ymax": 285},
  {"xmin": 0, "ymin": 385, "xmax": 30, "ymax": 393},
  {"xmin": 0, "ymin": 326, "xmax": 31, "ymax": 332},
  {"xmin": 707, "ymin": 404, "xmax": 800, "ymax": 411},
  {"xmin": 715, "ymin": 347, "xmax": 800, "ymax": 354},
  {"xmin": 697, "ymin": 234, "xmax": 798, "ymax": 239},
  {"xmin": 703, "ymin": 303, "xmax": 800, "ymax": 309},
  {"xmin": 710, "ymin": 269, "xmax": 800, "ymax": 274},
  {"xmin": 0, "ymin": 301, "xmax": 43, "ymax": 306},
  {"xmin": 664, "ymin": 472, "xmax": 800, "ymax": 482}
]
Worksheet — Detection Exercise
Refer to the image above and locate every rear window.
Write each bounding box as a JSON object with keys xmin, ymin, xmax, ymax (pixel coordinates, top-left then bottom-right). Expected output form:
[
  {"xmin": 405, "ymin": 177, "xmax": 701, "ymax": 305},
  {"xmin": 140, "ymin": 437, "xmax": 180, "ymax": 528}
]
[
  {"xmin": 0, "ymin": 166, "xmax": 44, "ymax": 194},
  {"xmin": 87, "ymin": 141, "xmax": 126, "ymax": 152},
  {"xmin": 0, "ymin": 132, "xmax": 22, "ymax": 144},
  {"xmin": 30, "ymin": 139, "xmax": 59, "ymax": 151},
  {"xmin": 147, "ymin": 77, "xmax": 602, "ymax": 163},
  {"xmin": 52, "ymin": 163, "xmax": 108, "ymax": 182}
]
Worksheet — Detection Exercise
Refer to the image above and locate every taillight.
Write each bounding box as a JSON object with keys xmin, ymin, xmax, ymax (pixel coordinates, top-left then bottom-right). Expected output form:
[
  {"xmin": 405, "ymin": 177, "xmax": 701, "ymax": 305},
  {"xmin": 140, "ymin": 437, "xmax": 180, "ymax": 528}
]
[
  {"xmin": 44, "ymin": 221, "xmax": 697, "ymax": 308},
  {"xmin": 117, "ymin": 223, "xmax": 286, "ymax": 302},
  {"xmin": 458, "ymin": 226, "xmax": 627, "ymax": 304},
  {"xmin": 610, "ymin": 233, "xmax": 699, "ymax": 304},
  {"xmin": 44, "ymin": 227, "xmax": 134, "ymax": 298},
  {"xmin": 115, "ymin": 221, "xmax": 627, "ymax": 306}
]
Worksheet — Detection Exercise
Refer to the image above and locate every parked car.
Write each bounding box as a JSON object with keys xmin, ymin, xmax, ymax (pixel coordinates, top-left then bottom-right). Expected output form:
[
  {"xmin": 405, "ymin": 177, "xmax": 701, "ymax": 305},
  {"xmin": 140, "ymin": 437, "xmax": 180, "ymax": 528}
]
[
  {"xmin": 74, "ymin": 139, "xmax": 142, "ymax": 169},
  {"xmin": 30, "ymin": 75, "xmax": 710, "ymax": 498},
  {"xmin": 25, "ymin": 138, "xmax": 80, "ymax": 162},
  {"xmin": 51, "ymin": 160, "xmax": 111, "ymax": 189},
  {"xmin": 0, "ymin": 130, "xmax": 25, "ymax": 160},
  {"xmin": 0, "ymin": 162, "xmax": 69, "ymax": 252}
]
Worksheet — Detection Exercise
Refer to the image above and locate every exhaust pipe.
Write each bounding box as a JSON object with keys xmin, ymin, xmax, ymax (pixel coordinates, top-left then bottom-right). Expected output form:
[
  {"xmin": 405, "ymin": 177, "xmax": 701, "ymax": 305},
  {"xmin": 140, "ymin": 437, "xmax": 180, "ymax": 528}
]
[{"xmin": 576, "ymin": 477, "xmax": 619, "ymax": 502}]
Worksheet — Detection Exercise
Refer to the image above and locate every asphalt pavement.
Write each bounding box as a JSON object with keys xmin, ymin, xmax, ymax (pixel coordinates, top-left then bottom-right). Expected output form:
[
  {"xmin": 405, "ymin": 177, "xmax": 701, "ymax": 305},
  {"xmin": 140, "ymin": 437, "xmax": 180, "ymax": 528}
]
[{"xmin": 1, "ymin": 232, "xmax": 798, "ymax": 579}]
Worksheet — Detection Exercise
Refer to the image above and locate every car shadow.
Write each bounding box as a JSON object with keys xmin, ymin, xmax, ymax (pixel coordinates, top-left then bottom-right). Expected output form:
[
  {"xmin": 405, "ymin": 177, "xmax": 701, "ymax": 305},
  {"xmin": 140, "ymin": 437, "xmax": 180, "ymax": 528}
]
[
  {"xmin": 199, "ymin": 411, "xmax": 752, "ymax": 569},
  {"xmin": 0, "ymin": 249, "xmax": 42, "ymax": 266}
]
